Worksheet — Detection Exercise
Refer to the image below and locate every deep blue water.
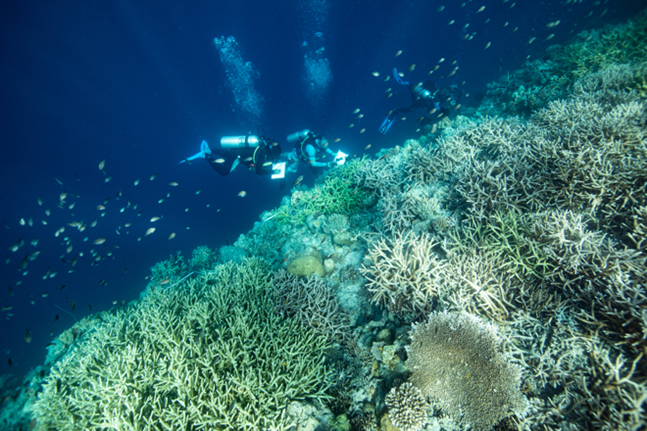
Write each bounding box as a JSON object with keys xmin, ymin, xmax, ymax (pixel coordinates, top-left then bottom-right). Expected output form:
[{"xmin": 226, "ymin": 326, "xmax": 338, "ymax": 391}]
[{"xmin": 0, "ymin": 0, "xmax": 642, "ymax": 379}]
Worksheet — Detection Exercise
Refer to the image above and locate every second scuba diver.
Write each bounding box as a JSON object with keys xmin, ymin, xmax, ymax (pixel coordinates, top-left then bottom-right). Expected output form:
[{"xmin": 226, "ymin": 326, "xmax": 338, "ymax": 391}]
[
  {"xmin": 284, "ymin": 129, "xmax": 347, "ymax": 174},
  {"xmin": 379, "ymin": 68, "xmax": 462, "ymax": 134}
]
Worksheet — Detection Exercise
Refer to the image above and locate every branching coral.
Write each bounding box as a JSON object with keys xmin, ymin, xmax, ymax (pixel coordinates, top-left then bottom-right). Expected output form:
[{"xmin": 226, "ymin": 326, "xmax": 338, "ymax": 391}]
[
  {"xmin": 273, "ymin": 270, "xmax": 352, "ymax": 344},
  {"xmin": 554, "ymin": 10, "xmax": 647, "ymax": 77},
  {"xmin": 385, "ymin": 382, "xmax": 429, "ymax": 431},
  {"xmin": 406, "ymin": 311, "xmax": 528, "ymax": 431},
  {"xmin": 32, "ymin": 258, "xmax": 334, "ymax": 430},
  {"xmin": 360, "ymin": 231, "xmax": 448, "ymax": 318}
]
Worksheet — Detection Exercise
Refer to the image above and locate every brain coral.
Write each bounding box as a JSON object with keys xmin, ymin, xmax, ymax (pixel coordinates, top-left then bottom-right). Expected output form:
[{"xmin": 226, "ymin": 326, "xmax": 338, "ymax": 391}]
[
  {"xmin": 32, "ymin": 258, "xmax": 334, "ymax": 430},
  {"xmin": 406, "ymin": 311, "xmax": 528, "ymax": 431}
]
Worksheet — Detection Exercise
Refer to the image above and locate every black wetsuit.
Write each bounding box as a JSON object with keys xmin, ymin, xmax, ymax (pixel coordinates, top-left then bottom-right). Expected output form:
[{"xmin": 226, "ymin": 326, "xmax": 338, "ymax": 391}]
[
  {"xmin": 391, "ymin": 82, "xmax": 462, "ymax": 121},
  {"xmin": 206, "ymin": 139, "xmax": 281, "ymax": 176}
]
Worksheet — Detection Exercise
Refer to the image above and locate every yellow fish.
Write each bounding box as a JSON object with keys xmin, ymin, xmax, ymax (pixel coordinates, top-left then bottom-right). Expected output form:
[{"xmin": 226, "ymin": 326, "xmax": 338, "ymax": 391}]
[
  {"xmin": 145, "ymin": 227, "xmax": 156, "ymax": 236},
  {"xmin": 167, "ymin": 232, "xmax": 176, "ymax": 240},
  {"xmin": 150, "ymin": 216, "xmax": 161, "ymax": 222},
  {"xmin": 93, "ymin": 238, "xmax": 106, "ymax": 245},
  {"xmin": 394, "ymin": 50, "xmax": 402, "ymax": 57}
]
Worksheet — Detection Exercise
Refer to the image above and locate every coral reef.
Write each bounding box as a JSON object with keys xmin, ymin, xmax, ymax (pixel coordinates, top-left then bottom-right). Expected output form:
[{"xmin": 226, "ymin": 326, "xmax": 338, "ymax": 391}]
[
  {"xmin": 31, "ymin": 258, "xmax": 334, "ymax": 430},
  {"xmin": 406, "ymin": 312, "xmax": 528, "ymax": 431}
]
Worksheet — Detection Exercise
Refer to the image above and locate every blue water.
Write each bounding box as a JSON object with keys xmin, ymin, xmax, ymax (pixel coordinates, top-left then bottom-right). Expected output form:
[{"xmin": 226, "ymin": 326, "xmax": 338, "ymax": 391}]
[{"xmin": 0, "ymin": 0, "xmax": 641, "ymax": 379}]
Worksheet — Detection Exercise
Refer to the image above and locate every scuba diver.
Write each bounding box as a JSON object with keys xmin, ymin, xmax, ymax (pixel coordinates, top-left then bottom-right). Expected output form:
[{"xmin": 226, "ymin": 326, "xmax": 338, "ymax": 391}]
[
  {"xmin": 180, "ymin": 132, "xmax": 284, "ymax": 178},
  {"xmin": 379, "ymin": 68, "xmax": 462, "ymax": 134},
  {"xmin": 284, "ymin": 129, "xmax": 347, "ymax": 174}
]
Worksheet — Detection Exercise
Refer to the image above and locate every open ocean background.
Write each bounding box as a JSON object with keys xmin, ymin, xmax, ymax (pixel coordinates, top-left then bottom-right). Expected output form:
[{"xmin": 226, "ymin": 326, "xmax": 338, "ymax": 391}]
[{"xmin": 0, "ymin": 0, "xmax": 643, "ymax": 381}]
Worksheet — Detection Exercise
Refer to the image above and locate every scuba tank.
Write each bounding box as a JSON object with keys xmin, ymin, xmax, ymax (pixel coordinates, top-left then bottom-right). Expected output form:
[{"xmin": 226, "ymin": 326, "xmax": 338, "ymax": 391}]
[
  {"xmin": 412, "ymin": 85, "xmax": 433, "ymax": 100},
  {"xmin": 286, "ymin": 129, "xmax": 310, "ymax": 146},
  {"xmin": 220, "ymin": 135, "xmax": 261, "ymax": 148}
]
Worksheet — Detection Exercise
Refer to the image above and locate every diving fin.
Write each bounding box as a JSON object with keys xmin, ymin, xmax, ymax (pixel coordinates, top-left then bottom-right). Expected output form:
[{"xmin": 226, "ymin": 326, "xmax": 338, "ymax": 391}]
[
  {"xmin": 178, "ymin": 140, "xmax": 212, "ymax": 164},
  {"xmin": 379, "ymin": 114, "xmax": 395, "ymax": 134},
  {"xmin": 393, "ymin": 68, "xmax": 409, "ymax": 86}
]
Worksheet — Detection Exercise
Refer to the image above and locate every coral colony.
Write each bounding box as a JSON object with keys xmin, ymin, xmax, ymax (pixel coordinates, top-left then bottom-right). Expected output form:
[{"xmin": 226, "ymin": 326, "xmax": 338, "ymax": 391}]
[{"xmin": 2, "ymin": 11, "xmax": 646, "ymax": 431}]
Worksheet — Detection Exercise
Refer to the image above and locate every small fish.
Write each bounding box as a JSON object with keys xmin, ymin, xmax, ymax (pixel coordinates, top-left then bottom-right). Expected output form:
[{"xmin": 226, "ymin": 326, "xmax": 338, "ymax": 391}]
[
  {"xmin": 167, "ymin": 232, "xmax": 176, "ymax": 240},
  {"xmin": 528, "ymin": 37, "xmax": 536, "ymax": 44},
  {"xmin": 37, "ymin": 196, "xmax": 43, "ymax": 206},
  {"xmin": 437, "ymin": 5, "xmax": 445, "ymax": 12},
  {"xmin": 24, "ymin": 327, "xmax": 32, "ymax": 343},
  {"xmin": 96, "ymin": 205, "xmax": 106, "ymax": 211},
  {"xmin": 484, "ymin": 41, "xmax": 491, "ymax": 49},
  {"xmin": 145, "ymin": 227, "xmax": 156, "ymax": 236},
  {"xmin": 371, "ymin": 71, "xmax": 380, "ymax": 77},
  {"xmin": 55, "ymin": 178, "xmax": 63, "ymax": 185},
  {"xmin": 292, "ymin": 176, "xmax": 304, "ymax": 186},
  {"xmin": 357, "ymin": 114, "xmax": 364, "ymax": 118},
  {"xmin": 359, "ymin": 128, "xmax": 366, "ymax": 134},
  {"xmin": 394, "ymin": 50, "xmax": 402, "ymax": 57},
  {"xmin": 243, "ymin": 157, "xmax": 253, "ymax": 162},
  {"xmin": 93, "ymin": 238, "xmax": 106, "ymax": 245},
  {"xmin": 385, "ymin": 93, "xmax": 393, "ymax": 98},
  {"xmin": 408, "ymin": 64, "xmax": 416, "ymax": 72},
  {"xmin": 348, "ymin": 123, "xmax": 354, "ymax": 128},
  {"xmin": 546, "ymin": 20, "xmax": 560, "ymax": 28},
  {"xmin": 383, "ymin": 75, "xmax": 390, "ymax": 82},
  {"xmin": 477, "ymin": 5, "xmax": 485, "ymax": 12},
  {"xmin": 237, "ymin": 191, "xmax": 247, "ymax": 198},
  {"xmin": 150, "ymin": 216, "xmax": 162, "ymax": 222},
  {"xmin": 320, "ymin": 237, "xmax": 327, "ymax": 245},
  {"xmin": 214, "ymin": 158, "xmax": 226, "ymax": 163},
  {"xmin": 364, "ymin": 144, "xmax": 372, "ymax": 150},
  {"xmin": 448, "ymin": 19, "xmax": 455, "ymax": 25},
  {"xmin": 19, "ymin": 218, "xmax": 25, "ymax": 226},
  {"xmin": 104, "ymin": 176, "xmax": 112, "ymax": 183},
  {"xmin": 352, "ymin": 108, "xmax": 360, "ymax": 114},
  {"xmin": 545, "ymin": 33, "xmax": 554, "ymax": 41},
  {"xmin": 1, "ymin": 306, "xmax": 13, "ymax": 312},
  {"xmin": 502, "ymin": 21, "xmax": 509, "ymax": 27},
  {"xmin": 134, "ymin": 179, "xmax": 140, "ymax": 186},
  {"xmin": 280, "ymin": 256, "xmax": 289, "ymax": 265},
  {"xmin": 195, "ymin": 189, "xmax": 202, "ymax": 194},
  {"xmin": 263, "ymin": 162, "xmax": 273, "ymax": 167},
  {"xmin": 169, "ymin": 182, "xmax": 179, "ymax": 186},
  {"xmin": 150, "ymin": 173, "xmax": 158, "ymax": 181},
  {"xmin": 333, "ymin": 138, "xmax": 341, "ymax": 143},
  {"xmin": 70, "ymin": 301, "xmax": 75, "ymax": 312},
  {"xmin": 98, "ymin": 159, "xmax": 106, "ymax": 170}
]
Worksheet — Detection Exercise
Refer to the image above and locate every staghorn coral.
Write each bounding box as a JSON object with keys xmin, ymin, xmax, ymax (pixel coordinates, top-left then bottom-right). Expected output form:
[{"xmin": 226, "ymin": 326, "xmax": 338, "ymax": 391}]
[
  {"xmin": 360, "ymin": 231, "xmax": 448, "ymax": 318},
  {"xmin": 554, "ymin": 11, "xmax": 647, "ymax": 77},
  {"xmin": 273, "ymin": 270, "xmax": 352, "ymax": 344},
  {"xmin": 385, "ymin": 382, "xmax": 429, "ymax": 431},
  {"xmin": 32, "ymin": 258, "xmax": 334, "ymax": 430},
  {"xmin": 406, "ymin": 311, "xmax": 528, "ymax": 431}
]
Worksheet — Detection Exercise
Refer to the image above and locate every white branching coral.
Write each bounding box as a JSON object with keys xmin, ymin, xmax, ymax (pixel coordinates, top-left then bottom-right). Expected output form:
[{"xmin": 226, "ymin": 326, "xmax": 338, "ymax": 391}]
[
  {"xmin": 360, "ymin": 231, "xmax": 448, "ymax": 318},
  {"xmin": 385, "ymin": 382, "xmax": 429, "ymax": 431}
]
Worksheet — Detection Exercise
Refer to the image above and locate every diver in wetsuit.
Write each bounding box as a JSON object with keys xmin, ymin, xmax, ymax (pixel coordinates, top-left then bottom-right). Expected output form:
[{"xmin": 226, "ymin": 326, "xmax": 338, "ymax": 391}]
[
  {"xmin": 180, "ymin": 134, "xmax": 283, "ymax": 176},
  {"xmin": 379, "ymin": 68, "xmax": 462, "ymax": 134},
  {"xmin": 284, "ymin": 129, "xmax": 346, "ymax": 174}
]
